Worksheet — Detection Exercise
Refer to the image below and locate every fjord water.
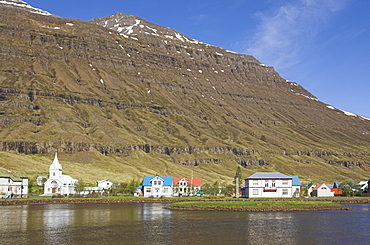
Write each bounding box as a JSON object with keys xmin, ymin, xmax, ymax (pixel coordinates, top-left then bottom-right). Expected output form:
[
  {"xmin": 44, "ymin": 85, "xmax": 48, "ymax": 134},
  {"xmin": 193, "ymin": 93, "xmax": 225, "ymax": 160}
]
[{"xmin": 1, "ymin": 203, "xmax": 369, "ymax": 244}]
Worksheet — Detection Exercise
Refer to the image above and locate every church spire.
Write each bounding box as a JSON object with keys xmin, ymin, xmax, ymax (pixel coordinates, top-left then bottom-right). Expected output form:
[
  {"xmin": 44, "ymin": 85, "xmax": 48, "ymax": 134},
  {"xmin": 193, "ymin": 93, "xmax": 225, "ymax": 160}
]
[
  {"xmin": 49, "ymin": 151, "xmax": 62, "ymax": 179},
  {"xmin": 50, "ymin": 151, "xmax": 62, "ymax": 170}
]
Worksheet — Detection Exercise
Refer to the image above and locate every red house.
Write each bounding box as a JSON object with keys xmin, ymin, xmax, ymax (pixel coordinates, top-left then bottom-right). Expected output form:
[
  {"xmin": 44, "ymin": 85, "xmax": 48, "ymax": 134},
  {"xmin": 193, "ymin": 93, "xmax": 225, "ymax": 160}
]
[{"xmin": 173, "ymin": 178, "xmax": 202, "ymax": 197}]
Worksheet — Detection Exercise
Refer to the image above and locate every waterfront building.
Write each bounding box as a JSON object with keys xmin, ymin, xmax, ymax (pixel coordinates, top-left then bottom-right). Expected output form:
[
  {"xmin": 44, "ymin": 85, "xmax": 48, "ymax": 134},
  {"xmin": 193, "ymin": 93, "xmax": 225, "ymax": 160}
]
[
  {"xmin": 142, "ymin": 176, "xmax": 173, "ymax": 197},
  {"xmin": 43, "ymin": 152, "xmax": 78, "ymax": 196},
  {"xmin": 311, "ymin": 183, "xmax": 334, "ymax": 197},
  {"xmin": 97, "ymin": 179, "xmax": 114, "ymax": 190},
  {"xmin": 80, "ymin": 180, "xmax": 114, "ymax": 196},
  {"xmin": 173, "ymin": 178, "xmax": 202, "ymax": 196},
  {"xmin": 291, "ymin": 175, "xmax": 301, "ymax": 197},
  {"xmin": 0, "ymin": 170, "xmax": 28, "ymax": 198},
  {"xmin": 242, "ymin": 172, "xmax": 296, "ymax": 198}
]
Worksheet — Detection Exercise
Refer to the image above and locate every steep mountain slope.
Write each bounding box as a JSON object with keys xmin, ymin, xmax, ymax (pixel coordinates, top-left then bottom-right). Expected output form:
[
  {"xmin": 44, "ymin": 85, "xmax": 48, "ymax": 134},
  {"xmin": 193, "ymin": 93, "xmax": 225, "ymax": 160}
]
[{"xmin": 0, "ymin": 1, "xmax": 369, "ymax": 184}]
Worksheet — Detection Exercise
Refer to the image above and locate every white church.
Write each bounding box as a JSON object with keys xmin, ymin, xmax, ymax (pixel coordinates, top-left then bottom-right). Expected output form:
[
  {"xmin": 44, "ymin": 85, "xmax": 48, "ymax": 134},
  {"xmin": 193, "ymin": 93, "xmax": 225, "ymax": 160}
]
[{"xmin": 43, "ymin": 152, "xmax": 78, "ymax": 196}]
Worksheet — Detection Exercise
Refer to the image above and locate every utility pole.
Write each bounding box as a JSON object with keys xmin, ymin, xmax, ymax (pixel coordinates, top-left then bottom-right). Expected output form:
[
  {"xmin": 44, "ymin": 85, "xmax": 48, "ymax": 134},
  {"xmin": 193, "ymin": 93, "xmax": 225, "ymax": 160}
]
[{"xmin": 235, "ymin": 176, "xmax": 240, "ymax": 198}]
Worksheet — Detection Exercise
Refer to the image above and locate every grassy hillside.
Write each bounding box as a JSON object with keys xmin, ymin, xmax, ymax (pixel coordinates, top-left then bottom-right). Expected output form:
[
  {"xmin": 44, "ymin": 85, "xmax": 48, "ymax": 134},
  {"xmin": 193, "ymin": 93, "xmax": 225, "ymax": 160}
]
[{"xmin": 0, "ymin": 5, "xmax": 369, "ymax": 186}]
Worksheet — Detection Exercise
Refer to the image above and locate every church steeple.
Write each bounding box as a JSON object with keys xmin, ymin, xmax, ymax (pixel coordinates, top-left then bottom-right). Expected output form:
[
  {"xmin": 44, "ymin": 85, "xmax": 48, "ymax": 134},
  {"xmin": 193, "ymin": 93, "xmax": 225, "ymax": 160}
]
[{"xmin": 49, "ymin": 152, "xmax": 62, "ymax": 179}]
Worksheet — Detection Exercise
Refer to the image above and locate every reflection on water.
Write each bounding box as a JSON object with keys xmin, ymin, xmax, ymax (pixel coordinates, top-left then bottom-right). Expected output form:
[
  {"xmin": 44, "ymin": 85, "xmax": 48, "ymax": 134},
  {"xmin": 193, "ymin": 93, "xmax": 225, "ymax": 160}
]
[
  {"xmin": 244, "ymin": 212, "xmax": 296, "ymax": 244},
  {"xmin": 0, "ymin": 203, "xmax": 369, "ymax": 244}
]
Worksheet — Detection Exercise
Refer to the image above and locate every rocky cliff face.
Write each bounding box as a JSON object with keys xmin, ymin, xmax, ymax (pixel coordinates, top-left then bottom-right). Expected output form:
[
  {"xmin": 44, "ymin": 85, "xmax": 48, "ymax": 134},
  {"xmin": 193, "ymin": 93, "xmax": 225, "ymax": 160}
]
[{"xmin": 0, "ymin": 1, "xmax": 369, "ymax": 182}]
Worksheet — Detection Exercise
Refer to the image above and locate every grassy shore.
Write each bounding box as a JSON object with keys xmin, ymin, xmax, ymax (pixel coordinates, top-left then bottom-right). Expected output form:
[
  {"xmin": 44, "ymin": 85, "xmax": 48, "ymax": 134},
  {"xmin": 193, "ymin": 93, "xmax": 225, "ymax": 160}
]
[{"xmin": 166, "ymin": 200, "xmax": 351, "ymax": 211}]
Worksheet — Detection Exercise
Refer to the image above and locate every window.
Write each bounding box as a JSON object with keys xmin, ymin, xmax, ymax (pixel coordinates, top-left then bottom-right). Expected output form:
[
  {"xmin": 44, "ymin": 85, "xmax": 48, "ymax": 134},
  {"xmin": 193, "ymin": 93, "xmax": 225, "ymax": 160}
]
[
  {"xmin": 282, "ymin": 189, "xmax": 288, "ymax": 195},
  {"xmin": 164, "ymin": 188, "xmax": 168, "ymax": 193},
  {"xmin": 282, "ymin": 180, "xmax": 288, "ymax": 185},
  {"xmin": 322, "ymin": 187, "xmax": 327, "ymax": 189},
  {"xmin": 272, "ymin": 180, "xmax": 276, "ymax": 187},
  {"xmin": 253, "ymin": 189, "xmax": 259, "ymax": 195},
  {"xmin": 155, "ymin": 188, "xmax": 160, "ymax": 193},
  {"xmin": 265, "ymin": 180, "xmax": 269, "ymax": 187},
  {"xmin": 146, "ymin": 188, "xmax": 151, "ymax": 193},
  {"xmin": 153, "ymin": 181, "xmax": 157, "ymax": 185},
  {"xmin": 253, "ymin": 180, "xmax": 258, "ymax": 185}
]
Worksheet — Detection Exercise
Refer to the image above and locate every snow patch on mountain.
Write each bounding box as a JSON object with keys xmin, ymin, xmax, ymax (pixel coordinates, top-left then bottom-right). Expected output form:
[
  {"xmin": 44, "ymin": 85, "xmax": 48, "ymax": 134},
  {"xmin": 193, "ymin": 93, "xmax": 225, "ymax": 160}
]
[
  {"xmin": 0, "ymin": 0, "xmax": 51, "ymax": 15},
  {"xmin": 326, "ymin": 105, "xmax": 369, "ymax": 120}
]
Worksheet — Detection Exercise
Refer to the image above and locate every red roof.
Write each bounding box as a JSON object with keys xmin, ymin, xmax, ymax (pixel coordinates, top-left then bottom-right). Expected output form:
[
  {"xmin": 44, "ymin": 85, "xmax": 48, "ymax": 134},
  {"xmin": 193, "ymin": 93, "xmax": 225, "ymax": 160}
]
[
  {"xmin": 173, "ymin": 178, "xmax": 202, "ymax": 186},
  {"xmin": 330, "ymin": 188, "xmax": 343, "ymax": 195},
  {"xmin": 312, "ymin": 183, "xmax": 324, "ymax": 190}
]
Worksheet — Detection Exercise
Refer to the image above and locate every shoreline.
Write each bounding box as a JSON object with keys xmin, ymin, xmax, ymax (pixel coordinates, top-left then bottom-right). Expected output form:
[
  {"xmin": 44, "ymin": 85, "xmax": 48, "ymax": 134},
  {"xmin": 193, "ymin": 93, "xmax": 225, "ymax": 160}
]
[
  {"xmin": 1, "ymin": 197, "xmax": 369, "ymax": 211},
  {"xmin": 0, "ymin": 198, "xmax": 176, "ymax": 206},
  {"xmin": 165, "ymin": 205, "xmax": 351, "ymax": 212}
]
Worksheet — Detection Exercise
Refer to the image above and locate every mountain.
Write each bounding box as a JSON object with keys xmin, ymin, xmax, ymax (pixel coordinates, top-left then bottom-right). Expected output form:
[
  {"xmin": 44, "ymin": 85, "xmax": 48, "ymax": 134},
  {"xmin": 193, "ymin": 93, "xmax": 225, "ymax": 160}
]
[{"xmin": 0, "ymin": 1, "xmax": 369, "ymax": 184}]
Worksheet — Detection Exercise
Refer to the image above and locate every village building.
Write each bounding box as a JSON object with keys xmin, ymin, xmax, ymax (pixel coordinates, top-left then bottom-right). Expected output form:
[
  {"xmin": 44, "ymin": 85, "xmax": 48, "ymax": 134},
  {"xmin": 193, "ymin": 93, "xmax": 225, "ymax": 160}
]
[
  {"xmin": 141, "ymin": 176, "xmax": 173, "ymax": 198},
  {"xmin": 172, "ymin": 178, "xmax": 202, "ymax": 197},
  {"xmin": 291, "ymin": 175, "xmax": 301, "ymax": 197},
  {"xmin": 358, "ymin": 180, "xmax": 369, "ymax": 194},
  {"xmin": 81, "ymin": 180, "xmax": 114, "ymax": 196},
  {"xmin": 80, "ymin": 186, "xmax": 104, "ymax": 196},
  {"xmin": 242, "ymin": 172, "xmax": 299, "ymax": 198},
  {"xmin": 97, "ymin": 179, "xmax": 114, "ymax": 190},
  {"xmin": 311, "ymin": 183, "xmax": 334, "ymax": 197},
  {"xmin": 0, "ymin": 170, "xmax": 28, "ymax": 198},
  {"xmin": 43, "ymin": 152, "xmax": 78, "ymax": 196}
]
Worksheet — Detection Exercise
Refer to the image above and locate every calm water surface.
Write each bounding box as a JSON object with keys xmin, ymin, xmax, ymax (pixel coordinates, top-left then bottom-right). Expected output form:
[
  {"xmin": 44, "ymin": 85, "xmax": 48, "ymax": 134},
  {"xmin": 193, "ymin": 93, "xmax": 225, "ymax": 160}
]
[{"xmin": 0, "ymin": 203, "xmax": 369, "ymax": 244}]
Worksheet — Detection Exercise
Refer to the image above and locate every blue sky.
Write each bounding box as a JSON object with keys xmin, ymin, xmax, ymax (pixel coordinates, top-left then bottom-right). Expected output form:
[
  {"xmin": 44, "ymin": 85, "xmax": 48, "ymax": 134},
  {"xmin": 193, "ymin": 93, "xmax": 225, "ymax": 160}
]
[{"xmin": 26, "ymin": 0, "xmax": 370, "ymax": 117}]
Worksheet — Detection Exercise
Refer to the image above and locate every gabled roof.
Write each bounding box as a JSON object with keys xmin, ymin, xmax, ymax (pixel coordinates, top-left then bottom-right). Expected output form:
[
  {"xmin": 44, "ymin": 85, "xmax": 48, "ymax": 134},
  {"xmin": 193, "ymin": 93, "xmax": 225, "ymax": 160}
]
[
  {"xmin": 0, "ymin": 170, "xmax": 27, "ymax": 182},
  {"xmin": 290, "ymin": 175, "xmax": 301, "ymax": 186},
  {"xmin": 143, "ymin": 176, "xmax": 173, "ymax": 186},
  {"xmin": 60, "ymin": 174, "xmax": 77, "ymax": 184},
  {"xmin": 307, "ymin": 182, "xmax": 315, "ymax": 189},
  {"xmin": 97, "ymin": 179, "xmax": 113, "ymax": 184},
  {"xmin": 358, "ymin": 181, "xmax": 368, "ymax": 186},
  {"xmin": 246, "ymin": 172, "xmax": 292, "ymax": 180},
  {"xmin": 173, "ymin": 178, "xmax": 202, "ymax": 186},
  {"xmin": 312, "ymin": 183, "xmax": 329, "ymax": 190}
]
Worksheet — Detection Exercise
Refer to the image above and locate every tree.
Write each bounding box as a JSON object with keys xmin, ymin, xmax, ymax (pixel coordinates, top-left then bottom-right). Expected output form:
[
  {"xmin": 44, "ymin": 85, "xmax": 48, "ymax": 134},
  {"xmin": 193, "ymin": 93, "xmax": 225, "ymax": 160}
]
[
  {"xmin": 74, "ymin": 179, "xmax": 87, "ymax": 196},
  {"xmin": 114, "ymin": 179, "xmax": 141, "ymax": 196},
  {"xmin": 210, "ymin": 181, "xmax": 220, "ymax": 195},
  {"xmin": 234, "ymin": 166, "xmax": 243, "ymax": 197},
  {"xmin": 339, "ymin": 181, "xmax": 359, "ymax": 196},
  {"xmin": 28, "ymin": 178, "xmax": 43, "ymax": 195},
  {"xmin": 125, "ymin": 179, "xmax": 140, "ymax": 195}
]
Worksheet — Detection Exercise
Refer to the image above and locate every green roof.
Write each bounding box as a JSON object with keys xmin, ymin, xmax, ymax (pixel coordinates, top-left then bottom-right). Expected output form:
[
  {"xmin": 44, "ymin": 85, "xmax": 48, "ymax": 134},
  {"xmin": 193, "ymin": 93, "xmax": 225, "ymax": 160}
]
[{"xmin": 0, "ymin": 170, "xmax": 28, "ymax": 182}]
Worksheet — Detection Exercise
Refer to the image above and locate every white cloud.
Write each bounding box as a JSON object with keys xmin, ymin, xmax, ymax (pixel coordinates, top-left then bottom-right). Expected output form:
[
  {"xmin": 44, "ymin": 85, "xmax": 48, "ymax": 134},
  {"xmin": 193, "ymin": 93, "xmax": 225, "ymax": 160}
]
[{"xmin": 246, "ymin": 0, "xmax": 348, "ymax": 69}]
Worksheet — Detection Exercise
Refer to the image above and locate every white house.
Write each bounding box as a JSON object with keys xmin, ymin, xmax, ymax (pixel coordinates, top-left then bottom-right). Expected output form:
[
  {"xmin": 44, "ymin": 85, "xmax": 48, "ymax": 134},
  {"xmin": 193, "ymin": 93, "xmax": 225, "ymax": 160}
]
[
  {"xmin": 173, "ymin": 178, "xmax": 202, "ymax": 197},
  {"xmin": 43, "ymin": 152, "xmax": 78, "ymax": 196},
  {"xmin": 80, "ymin": 180, "xmax": 114, "ymax": 196},
  {"xmin": 97, "ymin": 179, "xmax": 114, "ymax": 190},
  {"xmin": 0, "ymin": 170, "xmax": 28, "ymax": 198},
  {"xmin": 358, "ymin": 180, "xmax": 369, "ymax": 193},
  {"xmin": 311, "ymin": 183, "xmax": 334, "ymax": 197},
  {"xmin": 242, "ymin": 172, "xmax": 295, "ymax": 198},
  {"xmin": 80, "ymin": 187, "xmax": 104, "ymax": 196},
  {"xmin": 142, "ymin": 176, "xmax": 173, "ymax": 198}
]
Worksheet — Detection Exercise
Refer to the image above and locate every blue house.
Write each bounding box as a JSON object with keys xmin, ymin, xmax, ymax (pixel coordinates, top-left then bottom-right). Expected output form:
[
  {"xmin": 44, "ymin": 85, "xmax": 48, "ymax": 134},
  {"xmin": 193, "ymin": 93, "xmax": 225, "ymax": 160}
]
[
  {"xmin": 290, "ymin": 175, "xmax": 301, "ymax": 197},
  {"xmin": 142, "ymin": 176, "xmax": 173, "ymax": 197}
]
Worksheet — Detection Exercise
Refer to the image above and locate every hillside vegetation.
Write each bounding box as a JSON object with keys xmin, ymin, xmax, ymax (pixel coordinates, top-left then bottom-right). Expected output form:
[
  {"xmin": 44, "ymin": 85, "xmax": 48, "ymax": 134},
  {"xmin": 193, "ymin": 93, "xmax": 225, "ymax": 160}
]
[{"xmin": 0, "ymin": 3, "xmax": 369, "ymax": 185}]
